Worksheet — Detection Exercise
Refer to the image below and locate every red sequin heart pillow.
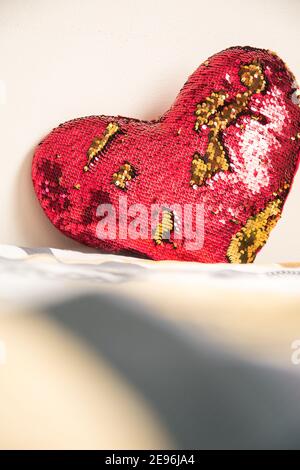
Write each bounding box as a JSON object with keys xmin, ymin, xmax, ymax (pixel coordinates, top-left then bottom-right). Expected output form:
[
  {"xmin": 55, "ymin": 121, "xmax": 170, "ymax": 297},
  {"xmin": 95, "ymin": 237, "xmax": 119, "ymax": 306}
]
[{"xmin": 32, "ymin": 46, "xmax": 300, "ymax": 263}]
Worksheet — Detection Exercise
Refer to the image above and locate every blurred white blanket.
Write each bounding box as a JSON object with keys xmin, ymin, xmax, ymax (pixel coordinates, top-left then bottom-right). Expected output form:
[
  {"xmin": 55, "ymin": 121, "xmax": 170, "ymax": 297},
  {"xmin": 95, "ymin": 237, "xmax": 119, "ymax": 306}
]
[{"xmin": 0, "ymin": 244, "xmax": 300, "ymax": 449}]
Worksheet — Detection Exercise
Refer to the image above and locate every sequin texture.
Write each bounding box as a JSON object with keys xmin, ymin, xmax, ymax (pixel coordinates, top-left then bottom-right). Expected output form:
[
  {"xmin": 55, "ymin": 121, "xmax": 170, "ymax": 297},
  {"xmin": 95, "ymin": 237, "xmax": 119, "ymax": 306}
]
[
  {"xmin": 112, "ymin": 162, "xmax": 136, "ymax": 190},
  {"xmin": 191, "ymin": 62, "xmax": 266, "ymax": 186},
  {"xmin": 154, "ymin": 209, "xmax": 174, "ymax": 245},
  {"xmin": 84, "ymin": 122, "xmax": 119, "ymax": 172},
  {"xmin": 32, "ymin": 47, "xmax": 300, "ymax": 263},
  {"xmin": 227, "ymin": 198, "xmax": 282, "ymax": 263}
]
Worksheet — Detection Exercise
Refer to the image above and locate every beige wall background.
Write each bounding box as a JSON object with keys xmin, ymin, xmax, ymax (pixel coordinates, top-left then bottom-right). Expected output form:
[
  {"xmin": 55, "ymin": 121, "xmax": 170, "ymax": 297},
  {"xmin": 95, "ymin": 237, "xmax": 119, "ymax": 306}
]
[{"xmin": 0, "ymin": 0, "xmax": 299, "ymax": 262}]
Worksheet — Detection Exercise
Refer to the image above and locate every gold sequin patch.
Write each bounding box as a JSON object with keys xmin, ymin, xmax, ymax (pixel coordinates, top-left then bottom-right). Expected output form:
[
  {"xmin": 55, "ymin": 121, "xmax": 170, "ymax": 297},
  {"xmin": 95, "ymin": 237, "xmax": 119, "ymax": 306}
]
[
  {"xmin": 154, "ymin": 209, "xmax": 174, "ymax": 246},
  {"xmin": 84, "ymin": 122, "xmax": 119, "ymax": 172},
  {"xmin": 191, "ymin": 62, "xmax": 266, "ymax": 186},
  {"xmin": 112, "ymin": 162, "xmax": 136, "ymax": 190},
  {"xmin": 195, "ymin": 91, "xmax": 228, "ymax": 131},
  {"xmin": 227, "ymin": 198, "xmax": 282, "ymax": 263}
]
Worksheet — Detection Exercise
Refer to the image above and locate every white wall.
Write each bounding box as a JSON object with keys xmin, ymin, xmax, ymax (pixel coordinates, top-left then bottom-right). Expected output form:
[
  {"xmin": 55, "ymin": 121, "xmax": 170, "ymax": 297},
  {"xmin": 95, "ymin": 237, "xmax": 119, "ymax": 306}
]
[{"xmin": 0, "ymin": 0, "xmax": 299, "ymax": 262}]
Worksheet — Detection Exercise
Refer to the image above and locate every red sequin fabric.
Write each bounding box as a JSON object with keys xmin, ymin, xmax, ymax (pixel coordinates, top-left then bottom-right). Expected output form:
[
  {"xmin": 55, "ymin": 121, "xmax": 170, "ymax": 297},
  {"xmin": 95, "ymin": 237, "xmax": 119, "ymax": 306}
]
[{"xmin": 32, "ymin": 46, "xmax": 300, "ymax": 263}]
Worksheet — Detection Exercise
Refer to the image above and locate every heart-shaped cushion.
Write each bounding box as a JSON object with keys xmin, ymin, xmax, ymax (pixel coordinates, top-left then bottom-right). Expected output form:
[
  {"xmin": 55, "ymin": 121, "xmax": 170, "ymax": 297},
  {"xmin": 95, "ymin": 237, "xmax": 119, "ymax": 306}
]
[{"xmin": 32, "ymin": 46, "xmax": 300, "ymax": 263}]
